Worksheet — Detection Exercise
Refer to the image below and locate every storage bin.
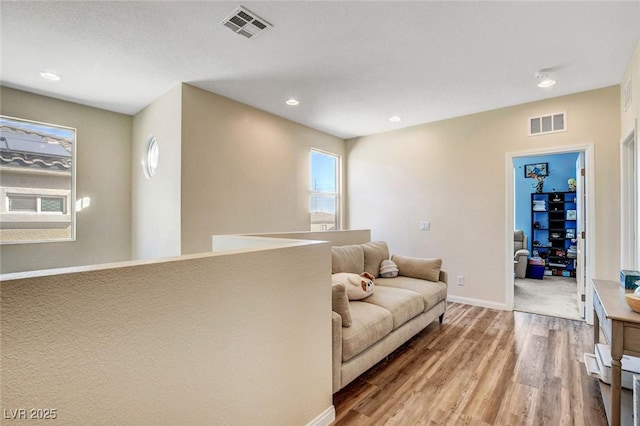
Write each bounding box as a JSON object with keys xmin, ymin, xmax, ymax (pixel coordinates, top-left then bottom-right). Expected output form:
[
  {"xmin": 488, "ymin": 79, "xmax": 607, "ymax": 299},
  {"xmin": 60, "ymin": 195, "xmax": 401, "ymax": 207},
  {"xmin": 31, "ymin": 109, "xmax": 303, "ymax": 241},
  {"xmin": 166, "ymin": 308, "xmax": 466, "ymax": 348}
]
[
  {"xmin": 621, "ymin": 270, "xmax": 640, "ymax": 289},
  {"xmin": 527, "ymin": 264, "xmax": 545, "ymax": 280}
]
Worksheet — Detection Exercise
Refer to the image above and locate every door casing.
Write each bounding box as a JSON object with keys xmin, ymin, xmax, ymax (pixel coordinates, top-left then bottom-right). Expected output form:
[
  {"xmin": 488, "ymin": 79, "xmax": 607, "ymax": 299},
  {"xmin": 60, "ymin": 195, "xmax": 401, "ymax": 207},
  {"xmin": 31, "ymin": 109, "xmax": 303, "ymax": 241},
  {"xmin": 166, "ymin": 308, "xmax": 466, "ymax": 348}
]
[{"xmin": 505, "ymin": 144, "xmax": 596, "ymax": 325}]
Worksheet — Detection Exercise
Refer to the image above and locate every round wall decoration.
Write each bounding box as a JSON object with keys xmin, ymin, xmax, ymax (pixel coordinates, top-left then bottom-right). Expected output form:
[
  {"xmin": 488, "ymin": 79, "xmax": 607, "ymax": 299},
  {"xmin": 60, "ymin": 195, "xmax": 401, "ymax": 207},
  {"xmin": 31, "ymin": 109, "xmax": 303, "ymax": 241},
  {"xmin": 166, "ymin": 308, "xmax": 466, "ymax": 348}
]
[{"xmin": 146, "ymin": 136, "xmax": 159, "ymax": 177}]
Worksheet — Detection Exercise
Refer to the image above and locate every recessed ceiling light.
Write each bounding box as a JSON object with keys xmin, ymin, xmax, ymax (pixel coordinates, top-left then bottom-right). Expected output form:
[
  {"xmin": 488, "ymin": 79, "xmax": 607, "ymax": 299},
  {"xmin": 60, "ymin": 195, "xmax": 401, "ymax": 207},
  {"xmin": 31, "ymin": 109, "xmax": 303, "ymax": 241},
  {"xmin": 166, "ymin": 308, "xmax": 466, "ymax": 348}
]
[
  {"xmin": 537, "ymin": 78, "xmax": 556, "ymax": 88},
  {"xmin": 40, "ymin": 71, "xmax": 61, "ymax": 81},
  {"xmin": 535, "ymin": 69, "xmax": 556, "ymax": 88},
  {"xmin": 388, "ymin": 115, "xmax": 401, "ymax": 122},
  {"xmin": 286, "ymin": 98, "xmax": 299, "ymax": 106}
]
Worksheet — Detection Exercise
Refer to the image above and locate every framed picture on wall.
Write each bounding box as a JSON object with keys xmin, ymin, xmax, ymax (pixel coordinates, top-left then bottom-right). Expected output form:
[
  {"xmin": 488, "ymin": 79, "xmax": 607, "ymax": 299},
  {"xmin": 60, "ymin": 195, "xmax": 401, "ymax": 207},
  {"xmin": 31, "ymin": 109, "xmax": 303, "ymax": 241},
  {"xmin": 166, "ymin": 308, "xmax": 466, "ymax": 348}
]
[{"xmin": 524, "ymin": 162, "xmax": 549, "ymax": 178}]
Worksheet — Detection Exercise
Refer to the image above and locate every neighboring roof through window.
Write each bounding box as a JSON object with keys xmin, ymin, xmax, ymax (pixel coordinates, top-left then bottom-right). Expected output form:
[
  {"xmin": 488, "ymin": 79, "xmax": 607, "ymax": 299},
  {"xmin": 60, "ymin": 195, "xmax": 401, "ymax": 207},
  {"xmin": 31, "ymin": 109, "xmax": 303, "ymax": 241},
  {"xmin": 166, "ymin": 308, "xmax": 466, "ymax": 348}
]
[{"xmin": 0, "ymin": 131, "xmax": 71, "ymax": 158}]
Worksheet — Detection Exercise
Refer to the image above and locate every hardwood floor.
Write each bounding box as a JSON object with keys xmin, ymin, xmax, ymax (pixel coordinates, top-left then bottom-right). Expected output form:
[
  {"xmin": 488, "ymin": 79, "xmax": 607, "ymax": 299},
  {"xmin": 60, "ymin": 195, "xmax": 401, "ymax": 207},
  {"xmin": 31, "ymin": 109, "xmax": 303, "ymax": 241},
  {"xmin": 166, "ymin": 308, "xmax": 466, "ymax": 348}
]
[{"xmin": 332, "ymin": 303, "xmax": 607, "ymax": 425}]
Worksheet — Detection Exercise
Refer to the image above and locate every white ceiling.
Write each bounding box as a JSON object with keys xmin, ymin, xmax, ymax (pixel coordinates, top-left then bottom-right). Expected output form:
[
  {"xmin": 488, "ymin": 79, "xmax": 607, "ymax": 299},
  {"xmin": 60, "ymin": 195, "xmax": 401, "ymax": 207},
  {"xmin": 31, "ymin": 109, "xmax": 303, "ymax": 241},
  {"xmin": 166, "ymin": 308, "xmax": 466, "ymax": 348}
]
[{"xmin": 1, "ymin": 1, "xmax": 639, "ymax": 139}]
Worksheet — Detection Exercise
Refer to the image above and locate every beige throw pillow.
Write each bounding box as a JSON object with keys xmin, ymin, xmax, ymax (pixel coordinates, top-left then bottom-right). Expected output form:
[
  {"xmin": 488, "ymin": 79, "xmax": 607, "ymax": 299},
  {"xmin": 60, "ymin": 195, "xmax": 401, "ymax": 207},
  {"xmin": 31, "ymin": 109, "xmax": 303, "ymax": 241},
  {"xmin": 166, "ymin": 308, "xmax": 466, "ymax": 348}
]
[
  {"xmin": 362, "ymin": 241, "xmax": 390, "ymax": 278},
  {"xmin": 392, "ymin": 255, "xmax": 442, "ymax": 282},
  {"xmin": 331, "ymin": 245, "xmax": 364, "ymax": 274},
  {"xmin": 332, "ymin": 282, "xmax": 352, "ymax": 327}
]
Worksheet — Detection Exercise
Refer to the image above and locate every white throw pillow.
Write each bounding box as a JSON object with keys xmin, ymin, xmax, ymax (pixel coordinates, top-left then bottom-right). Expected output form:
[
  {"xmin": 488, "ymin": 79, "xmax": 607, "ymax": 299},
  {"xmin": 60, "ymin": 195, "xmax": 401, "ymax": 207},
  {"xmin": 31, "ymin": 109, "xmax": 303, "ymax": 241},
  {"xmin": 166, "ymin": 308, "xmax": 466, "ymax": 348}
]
[{"xmin": 331, "ymin": 272, "xmax": 375, "ymax": 300}]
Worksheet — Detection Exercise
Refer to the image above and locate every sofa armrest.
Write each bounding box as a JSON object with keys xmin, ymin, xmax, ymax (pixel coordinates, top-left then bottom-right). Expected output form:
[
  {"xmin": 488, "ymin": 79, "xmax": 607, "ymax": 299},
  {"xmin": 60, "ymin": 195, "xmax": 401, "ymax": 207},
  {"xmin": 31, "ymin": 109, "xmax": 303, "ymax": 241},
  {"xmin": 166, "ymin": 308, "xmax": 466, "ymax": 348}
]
[
  {"xmin": 439, "ymin": 269, "xmax": 448, "ymax": 285},
  {"xmin": 331, "ymin": 311, "xmax": 342, "ymax": 393},
  {"xmin": 514, "ymin": 250, "xmax": 529, "ymax": 279},
  {"xmin": 332, "ymin": 282, "xmax": 352, "ymax": 326}
]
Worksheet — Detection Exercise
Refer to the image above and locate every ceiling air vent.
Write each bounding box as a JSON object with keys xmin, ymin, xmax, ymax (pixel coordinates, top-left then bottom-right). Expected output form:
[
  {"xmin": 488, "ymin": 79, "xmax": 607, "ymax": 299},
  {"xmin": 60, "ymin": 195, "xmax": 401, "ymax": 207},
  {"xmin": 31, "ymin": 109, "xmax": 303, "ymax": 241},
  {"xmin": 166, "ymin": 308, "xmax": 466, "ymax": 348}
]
[
  {"xmin": 221, "ymin": 6, "xmax": 272, "ymax": 39},
  {"xmin": 529, "ymin": 112, "xmax": 567, "ymax": 136}
]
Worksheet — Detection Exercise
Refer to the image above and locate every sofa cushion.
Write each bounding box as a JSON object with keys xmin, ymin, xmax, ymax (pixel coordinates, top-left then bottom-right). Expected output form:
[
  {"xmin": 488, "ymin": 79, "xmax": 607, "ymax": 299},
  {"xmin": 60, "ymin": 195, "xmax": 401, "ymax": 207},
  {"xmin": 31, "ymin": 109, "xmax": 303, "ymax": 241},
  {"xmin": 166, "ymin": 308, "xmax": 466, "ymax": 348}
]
[
  {"xmin": 361, "ymin": 286, "xmax": 424, "ymax": 330},
  {"xmin": 342, "ymin": 302, "xmax": 393, "ymax": 361},
  {"xmin": 332, "ymin": 245, "xmax": 364, "ymax": 274},
  {"xmin": 362, "ymin": 241, "xmax": 390, "ymax": 278},
  {"xmin": 376, "ymin": 276, "xmax": 447, "ymax": 311},
  {"xmin": 332, "ymin": 283, "xmax": 352, "ymax": 327},
  {"xmin": 392, "ymin": 255, "xmax": 442, "ymax": 282}
]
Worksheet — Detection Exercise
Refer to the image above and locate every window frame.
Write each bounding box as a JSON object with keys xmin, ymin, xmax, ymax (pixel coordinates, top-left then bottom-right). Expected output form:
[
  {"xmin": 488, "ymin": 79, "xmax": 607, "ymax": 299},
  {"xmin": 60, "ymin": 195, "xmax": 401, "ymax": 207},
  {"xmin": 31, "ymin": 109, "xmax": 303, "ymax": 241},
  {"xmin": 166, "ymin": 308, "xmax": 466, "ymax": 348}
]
[
  {"xmin": 0, "ymin": 115, "xmax": 76, "ymax": 244},
  {"xmin": 7, "ymin": 193, "xmax": 67, "ymax": 214},
  {"xmin": 309, "ymin": 148, "xmax": 341, "ymax": 231}
]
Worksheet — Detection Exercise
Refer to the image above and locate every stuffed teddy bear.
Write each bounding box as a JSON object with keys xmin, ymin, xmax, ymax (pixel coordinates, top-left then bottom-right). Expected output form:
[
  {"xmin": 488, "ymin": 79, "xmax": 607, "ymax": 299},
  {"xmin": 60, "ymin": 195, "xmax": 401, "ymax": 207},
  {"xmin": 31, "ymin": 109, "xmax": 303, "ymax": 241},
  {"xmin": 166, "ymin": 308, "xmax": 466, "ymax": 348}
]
[{"xmin": 331, "ymin": 272, "xmax": 375, "ymax": 300}]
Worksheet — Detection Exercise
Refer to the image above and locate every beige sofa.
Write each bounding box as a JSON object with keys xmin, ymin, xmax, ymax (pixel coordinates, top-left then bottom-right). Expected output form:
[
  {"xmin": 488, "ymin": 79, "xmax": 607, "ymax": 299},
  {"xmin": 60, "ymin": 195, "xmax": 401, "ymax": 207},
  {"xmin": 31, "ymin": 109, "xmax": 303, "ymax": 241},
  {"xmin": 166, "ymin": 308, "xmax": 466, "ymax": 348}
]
[{"xmin": 330, "ymin": 241, "xmax": 448, "ymax": 393}]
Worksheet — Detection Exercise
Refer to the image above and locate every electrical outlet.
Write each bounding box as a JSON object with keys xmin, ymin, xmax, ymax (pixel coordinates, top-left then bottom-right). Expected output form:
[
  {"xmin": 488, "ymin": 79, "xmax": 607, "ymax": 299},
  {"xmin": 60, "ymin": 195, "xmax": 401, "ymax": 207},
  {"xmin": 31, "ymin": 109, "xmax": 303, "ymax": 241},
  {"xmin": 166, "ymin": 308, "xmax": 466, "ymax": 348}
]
[
  {"xmin": 420, "ymin": 221, "xmax": 430, "ymax": 231},
  {"xmin": 456, "ymin": 276, "xmax": 464, "ymax": 286}
]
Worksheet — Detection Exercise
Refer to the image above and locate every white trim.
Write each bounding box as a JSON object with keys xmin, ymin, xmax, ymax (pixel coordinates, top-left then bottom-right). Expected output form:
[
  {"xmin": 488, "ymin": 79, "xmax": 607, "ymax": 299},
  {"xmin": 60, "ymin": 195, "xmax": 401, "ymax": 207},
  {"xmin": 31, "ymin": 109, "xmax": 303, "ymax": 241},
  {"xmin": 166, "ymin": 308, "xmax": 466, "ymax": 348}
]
[
  {"xmin": 447, "ymin": 295, "xmax": 509, "ymax": 311},
  {"xmin": 306, "ymin": 405, "xmax": 335, "ymax": 426},
  {"xmin": 505, "ymin": 154, "xmax": 516, "ymax": 311},
  {"xmin": 624, "ymin": 74, "xmax": 633, "ymax": 112},
  {"xmin": 620, "ymin": 120, "xmax": 638, "ymax": 270},
  {"xmin": 505, "ymin": 144, "xmax": 596, "ymax": 325},
  {"xmin": 310, "ymin": 148, "xmax": 342, "ymax": 231}
]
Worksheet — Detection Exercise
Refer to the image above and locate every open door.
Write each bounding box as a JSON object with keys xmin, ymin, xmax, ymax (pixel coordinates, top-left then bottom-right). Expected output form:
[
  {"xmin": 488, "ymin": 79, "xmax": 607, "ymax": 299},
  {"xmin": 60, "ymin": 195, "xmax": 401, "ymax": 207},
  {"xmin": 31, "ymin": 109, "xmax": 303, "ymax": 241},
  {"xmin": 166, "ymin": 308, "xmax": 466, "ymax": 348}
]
[{"xmin": 575, "ymin": 153, "xmax": 586, "ymax": 318}]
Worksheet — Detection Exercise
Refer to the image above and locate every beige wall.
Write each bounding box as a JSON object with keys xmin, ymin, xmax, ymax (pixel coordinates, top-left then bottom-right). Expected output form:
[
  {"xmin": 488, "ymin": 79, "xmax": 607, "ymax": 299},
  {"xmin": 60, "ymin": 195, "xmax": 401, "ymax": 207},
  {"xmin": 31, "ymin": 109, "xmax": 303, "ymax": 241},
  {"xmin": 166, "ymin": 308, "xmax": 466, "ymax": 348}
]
[
  {"xmin": 620, "ymin": 40, "xmax": 640, "ymax": 270},
  {"xmin": 0, "ymin": 87, "xmax": 132, "ymax": 273},
  {"xmin": 180, "ymin": 84, "xmax": 346, "ymax": 255},
  {"xmin": 0, "ymin": 83, "xmax": 347, "ymax": 271},
  {"xmin": 1, "ymin": 239, "xmax": 333, "ymax": 425},
  {"xmin": 132, "ymin": 85, "xmax": 182, "ymax": 260},
  {"xmin": 621, "ymin": 40, "xmax": 640, "ymax": 135},
  {"xmin": 347, "ymin": 86, "xmax": 621, "ymax": 307}
]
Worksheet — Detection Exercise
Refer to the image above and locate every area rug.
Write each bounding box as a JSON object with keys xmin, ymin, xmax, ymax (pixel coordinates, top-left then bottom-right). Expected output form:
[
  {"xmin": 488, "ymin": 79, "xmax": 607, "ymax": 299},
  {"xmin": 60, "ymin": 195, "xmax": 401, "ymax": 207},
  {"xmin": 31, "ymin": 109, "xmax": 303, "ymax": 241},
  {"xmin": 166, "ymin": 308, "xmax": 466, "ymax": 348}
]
[{"xmin": 514, "ymin": 276, "xmax": 583, "ymax": 321}]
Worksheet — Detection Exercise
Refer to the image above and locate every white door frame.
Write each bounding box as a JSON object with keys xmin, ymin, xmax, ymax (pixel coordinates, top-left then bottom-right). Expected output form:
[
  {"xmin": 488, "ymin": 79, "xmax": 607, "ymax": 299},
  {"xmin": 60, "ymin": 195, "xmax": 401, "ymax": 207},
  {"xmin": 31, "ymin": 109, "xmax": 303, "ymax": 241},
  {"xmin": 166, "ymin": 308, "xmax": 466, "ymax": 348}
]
[
  {"xmin": 575, "ymin": 152, "xmax": 586, "ymax": 316},
  {"xmin": 505, "ymin": 143, "xmax": 596, "ymax": 325},
  {"xmin": 620, "ymin": 120, "xmax": 638, "ymax": 270}
]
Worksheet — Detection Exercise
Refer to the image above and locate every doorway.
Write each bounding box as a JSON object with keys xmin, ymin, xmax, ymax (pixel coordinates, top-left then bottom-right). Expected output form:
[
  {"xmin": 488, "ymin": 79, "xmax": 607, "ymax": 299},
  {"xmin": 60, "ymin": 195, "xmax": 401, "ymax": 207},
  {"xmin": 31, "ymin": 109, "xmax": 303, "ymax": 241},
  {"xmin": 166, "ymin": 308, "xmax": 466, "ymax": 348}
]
[
  {"xmin": 505, "ymin": 145, "xmax": 595, "ymax": 325},
  {"xmin": 513, "ymin": 152, "xmax": 582, "ymax": 320}
]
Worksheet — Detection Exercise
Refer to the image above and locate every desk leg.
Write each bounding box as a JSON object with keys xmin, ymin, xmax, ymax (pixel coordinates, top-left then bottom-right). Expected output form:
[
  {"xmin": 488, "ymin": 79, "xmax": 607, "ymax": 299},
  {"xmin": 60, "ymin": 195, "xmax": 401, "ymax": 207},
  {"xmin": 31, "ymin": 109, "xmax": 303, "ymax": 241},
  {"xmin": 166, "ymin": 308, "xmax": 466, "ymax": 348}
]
[
  {"xmin": 594, "ymin": 308, "xmax": 599, "ymax": 344},
  {"xmin": 611, "ymin": 321, "xmax": 623, "ymax": 426},
  {"xmin": 611, "ymin": 356, "xmax": 622, "ymax": 426}
]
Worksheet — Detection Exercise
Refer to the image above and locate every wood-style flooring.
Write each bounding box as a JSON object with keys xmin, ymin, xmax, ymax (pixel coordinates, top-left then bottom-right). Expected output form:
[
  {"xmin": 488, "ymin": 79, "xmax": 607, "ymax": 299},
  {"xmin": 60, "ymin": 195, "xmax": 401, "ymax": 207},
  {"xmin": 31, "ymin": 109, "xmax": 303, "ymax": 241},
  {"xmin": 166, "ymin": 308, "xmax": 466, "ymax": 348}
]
[{"xmin": 332, "ymin": 302, "xmax": 607, "ymax": 425}]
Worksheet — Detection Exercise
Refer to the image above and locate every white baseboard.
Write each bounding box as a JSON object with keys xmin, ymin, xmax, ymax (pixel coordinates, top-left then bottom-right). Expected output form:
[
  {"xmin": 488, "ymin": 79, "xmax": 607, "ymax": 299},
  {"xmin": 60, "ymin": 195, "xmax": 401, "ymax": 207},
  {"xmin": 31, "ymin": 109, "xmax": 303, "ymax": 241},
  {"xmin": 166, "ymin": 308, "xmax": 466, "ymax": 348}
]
[
  {"xmin": 307, "ymin": 405, "xmax": 335, "ymax": 426},
  {"xmin": 447, "ymin": 295, "xmax": 509, "ymax": 311}
]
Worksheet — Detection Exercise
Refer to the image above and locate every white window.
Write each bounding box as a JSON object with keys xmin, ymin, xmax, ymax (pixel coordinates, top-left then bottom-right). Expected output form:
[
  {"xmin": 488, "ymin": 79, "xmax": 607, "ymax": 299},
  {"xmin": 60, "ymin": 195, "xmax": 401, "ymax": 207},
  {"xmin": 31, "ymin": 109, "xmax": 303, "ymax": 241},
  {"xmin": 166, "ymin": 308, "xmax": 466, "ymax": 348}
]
[
  {"xmin": 310, "ymin": 149, "xmax": 340, "ymax": 231},
  {"xmin": 1, "ymin": 115, "xmax": 76, "ymax": 244},
  {"xmin": 7, "ymin": 194, "xmax": 66, "ymax": 213}
]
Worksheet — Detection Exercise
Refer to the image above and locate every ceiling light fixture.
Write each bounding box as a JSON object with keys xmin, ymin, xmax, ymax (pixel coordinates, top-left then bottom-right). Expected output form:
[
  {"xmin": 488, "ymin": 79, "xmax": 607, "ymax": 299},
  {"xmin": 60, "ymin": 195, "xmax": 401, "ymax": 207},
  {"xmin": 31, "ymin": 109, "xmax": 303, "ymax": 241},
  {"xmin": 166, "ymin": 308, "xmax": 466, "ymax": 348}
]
[
  {"xmin": 388, "ymin": 115, "xmax": 401, "ymax": 122},
  {"xmin": 535, "ymin": 69, "xmax": 556, "ymax": 88},
  {"xmin": 40, "ymin": 71, "xmax": 61, "ymax": 81},
  {"xmin": 286, "ymin": 98, "xmax": 299, "ymax": 106}
]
